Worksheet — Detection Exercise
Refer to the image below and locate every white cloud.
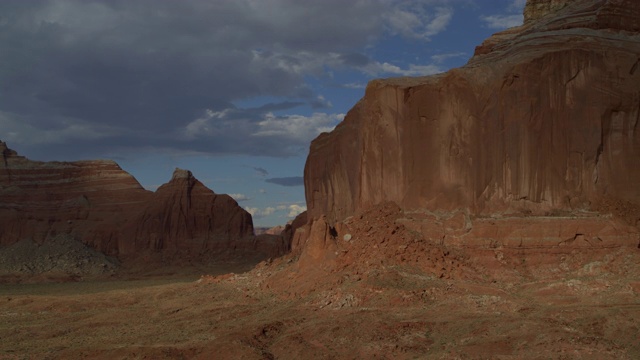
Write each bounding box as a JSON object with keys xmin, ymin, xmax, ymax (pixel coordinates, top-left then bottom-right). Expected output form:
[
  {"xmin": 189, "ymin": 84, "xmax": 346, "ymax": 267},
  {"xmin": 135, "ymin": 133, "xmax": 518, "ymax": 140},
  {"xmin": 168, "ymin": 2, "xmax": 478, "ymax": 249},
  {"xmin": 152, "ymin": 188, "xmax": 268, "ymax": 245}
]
[
  {"xmin": 249, "ymin": 49, "xmax": 445, "ymax": 83},
  {"xmin": 312, "ymin": 95, "xmax": 332, "ymax": 109},
  {"xmin": 364, "ymin": 62, "xmax": 443, "ymax": 77},
  {"xmin": 179, "ymin": 107, "xmax": 344, "ymax": 156},
  {"xmin": 287, "ymin": 204, "xmax": 307, "ymax": 218},
  {"xmin": 252, "ymin": 112, "xmax": 344, "ymax": 141},
  {"xmin": 245, "ymin": 202, "xmax": 306, "ymax": 219},
  {"xmin": 342, "ymin": 82, "xmax": 366, "ymax": 89},
  {"xmin": 431, "ymin": 52, "xmax": 467, "ymax": 64},
  {"xmin": 182, "ymin": 109, "xmax": 233, "ymax": 140},
  {"xmin": 245, "ymin": 206, "xmax": 276, "ymax": 219},
  {"xmin": 481, "ymin": 0, "xmax": 526, "ymax": 30},
  {"xmin": 509, "ymin": 0, "xmax": 527, "ymax": 12},
  {"xmin": 183, "ymin": 118, "xmax": 212, "ymax": 140},
  {"xmin": 385, "ymin": 5, "xmax": 453, "ymax": 39},
  {"xmin": 229, "ymin": 193, "xmax": 250, "ymax": 202},
  {"xmin": 481, "ymin": 14, "xmax": 524, "ymax": 29},
  {"xmin": 425, "ymin": 7, "xmax": 454, "ymax": 37}
]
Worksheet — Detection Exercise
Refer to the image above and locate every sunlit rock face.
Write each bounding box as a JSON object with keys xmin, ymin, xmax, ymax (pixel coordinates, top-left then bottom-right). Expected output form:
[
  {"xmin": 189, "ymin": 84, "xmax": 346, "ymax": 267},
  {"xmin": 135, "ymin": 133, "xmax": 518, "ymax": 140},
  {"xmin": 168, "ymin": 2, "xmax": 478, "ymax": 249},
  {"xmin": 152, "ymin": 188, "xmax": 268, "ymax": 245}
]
[
  {"xmin": 0, "ymin": 141, "xmax": 255, "ymax": 256},
  {"xmin": 304, "ymin": 0, "xmax": 640, "ymax": 223},
  {"xmin": 523, "ymin": 0, "xmax": 571, "ymax": 22}
]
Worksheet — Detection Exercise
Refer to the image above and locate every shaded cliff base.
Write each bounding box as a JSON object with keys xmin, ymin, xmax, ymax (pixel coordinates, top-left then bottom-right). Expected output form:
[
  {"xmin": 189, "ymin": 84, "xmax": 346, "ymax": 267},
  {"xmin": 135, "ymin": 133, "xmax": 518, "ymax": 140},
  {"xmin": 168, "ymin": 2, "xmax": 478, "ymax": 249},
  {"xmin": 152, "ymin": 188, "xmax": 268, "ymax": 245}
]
[
  {"xmin": 0, "ymin": 234, "xmax": 286, "ymax": 284},
  {"xmin": 0, "ymin": 235, "xmax": 119, "ymax": 284},
  {"xmin": 0, "ymin": 140, "xmax": 290, "ymax": 283},
  {"xmin": 3, "ymin": 205, "xmax": 639, "ymax": 359},
  {"xmin": 251, "ymin": 202, "xmax": 639, "ymax": 295}
]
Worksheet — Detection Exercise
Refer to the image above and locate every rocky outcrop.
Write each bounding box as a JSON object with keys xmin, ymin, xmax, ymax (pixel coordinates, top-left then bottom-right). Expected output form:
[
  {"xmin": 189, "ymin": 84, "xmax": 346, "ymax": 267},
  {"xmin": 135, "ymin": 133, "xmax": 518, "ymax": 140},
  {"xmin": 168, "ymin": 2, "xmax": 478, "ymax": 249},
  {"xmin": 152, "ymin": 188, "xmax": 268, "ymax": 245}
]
[
  {"xmin": 524, "ymin": 0, "xmax": 640, "ymax": 31},
  {"xmin": 0, "ymin": 235, "xmax": 119, "ymax": 281},
  {"xmin": 523, "ymin": 0, "xmax": 570, "ymax": 22},
  {"xmin": 0, "ymin": 141, "xmax": 150, "ymax": 252},
  {"xmin": 281, "ymin": 211, "xmax": 308, "ymax": 255},
  {"xmin": 118, "ymin": 169, "xmax": 253, "ymax": 254},
  {"xmin": 0, "ymin": 141, "xmax": 266, "ymax": 259},
  {"xmin": 305, "ymin": 0, "xmax": 640, "ymax": 224}
]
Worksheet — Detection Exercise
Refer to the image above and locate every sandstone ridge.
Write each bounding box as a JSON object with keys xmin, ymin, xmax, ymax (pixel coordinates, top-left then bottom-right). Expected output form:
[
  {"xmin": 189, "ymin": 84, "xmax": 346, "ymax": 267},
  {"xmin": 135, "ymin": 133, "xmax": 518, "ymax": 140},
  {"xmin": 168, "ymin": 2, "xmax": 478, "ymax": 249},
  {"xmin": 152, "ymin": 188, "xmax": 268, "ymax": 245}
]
[
  {"xmin": 304, "ymin": 0, "xmax": 640, "ymax": 225},
  {"xmin": 0, "ymin": 141, "xmax": 286, "ymax": 266},
  {"xmin": 287, "ymin": 0, "xmax": 640, "ymax": 287}
]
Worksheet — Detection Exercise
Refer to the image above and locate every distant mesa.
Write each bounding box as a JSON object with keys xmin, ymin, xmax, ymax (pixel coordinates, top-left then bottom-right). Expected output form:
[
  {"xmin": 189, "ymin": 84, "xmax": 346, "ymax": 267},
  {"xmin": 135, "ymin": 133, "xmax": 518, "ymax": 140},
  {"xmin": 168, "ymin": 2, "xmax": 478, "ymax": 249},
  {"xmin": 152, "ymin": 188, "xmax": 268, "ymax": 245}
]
[{"xmin": 0, "ymin": 141, "xmax": 288, "ymax": 271}]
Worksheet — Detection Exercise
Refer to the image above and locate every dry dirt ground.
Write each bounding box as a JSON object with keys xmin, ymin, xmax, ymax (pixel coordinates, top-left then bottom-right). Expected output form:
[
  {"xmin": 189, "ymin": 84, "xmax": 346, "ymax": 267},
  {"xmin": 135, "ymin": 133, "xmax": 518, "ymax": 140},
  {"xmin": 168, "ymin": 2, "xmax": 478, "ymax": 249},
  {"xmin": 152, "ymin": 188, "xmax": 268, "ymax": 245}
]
[
  {"xmin": 1, "ymin": 204, "xmax": 639, "ymax": 359},
  {"xmin": 1, "ymin": 245, "xmax": 639, "ymax": 360}
]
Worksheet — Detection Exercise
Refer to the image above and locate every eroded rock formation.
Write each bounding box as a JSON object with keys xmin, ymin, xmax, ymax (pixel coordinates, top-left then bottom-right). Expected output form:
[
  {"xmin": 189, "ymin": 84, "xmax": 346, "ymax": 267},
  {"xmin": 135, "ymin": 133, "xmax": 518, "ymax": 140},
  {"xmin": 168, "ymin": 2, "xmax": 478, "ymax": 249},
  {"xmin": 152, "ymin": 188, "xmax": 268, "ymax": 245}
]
[
  {"xmin": 0, "ymin": 141, "xmax": 269, "ymax": 259},
  {"xmin": 305, "ymin": 0, "xmax": 640, "ymax": 225},
  {"xmin": 523, "ymin": 0, "xmax": 570, "ymax": 22},
  {"xmin": 118, "ymin": 169, "xmax": 253, "ymax": 254},
  {"xmin": 0, "ymin": 141, "xmax": 150, "ymax": 252}
]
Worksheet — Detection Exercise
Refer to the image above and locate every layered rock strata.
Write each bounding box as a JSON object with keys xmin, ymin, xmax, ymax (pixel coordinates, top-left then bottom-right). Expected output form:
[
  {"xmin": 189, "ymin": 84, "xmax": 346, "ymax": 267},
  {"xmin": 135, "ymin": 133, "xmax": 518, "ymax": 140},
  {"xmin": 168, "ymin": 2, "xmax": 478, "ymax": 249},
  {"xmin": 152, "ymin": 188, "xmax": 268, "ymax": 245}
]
[
  {"xmin": 304, "ymin": 0, "xmax": 640, "ymax": 225},
  {"xmin": 0, "ymin": 141, "xmax": 270, "ymax": 258}
]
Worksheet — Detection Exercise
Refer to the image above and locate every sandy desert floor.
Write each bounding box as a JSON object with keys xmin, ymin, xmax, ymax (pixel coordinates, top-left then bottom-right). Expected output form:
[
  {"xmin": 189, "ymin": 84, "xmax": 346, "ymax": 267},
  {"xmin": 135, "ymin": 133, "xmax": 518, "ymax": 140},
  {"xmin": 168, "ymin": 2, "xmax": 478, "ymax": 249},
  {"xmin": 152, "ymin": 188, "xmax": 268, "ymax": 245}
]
[{"xmin": 1, "ymin": 246, "xmax": 639, "ymax": 360}]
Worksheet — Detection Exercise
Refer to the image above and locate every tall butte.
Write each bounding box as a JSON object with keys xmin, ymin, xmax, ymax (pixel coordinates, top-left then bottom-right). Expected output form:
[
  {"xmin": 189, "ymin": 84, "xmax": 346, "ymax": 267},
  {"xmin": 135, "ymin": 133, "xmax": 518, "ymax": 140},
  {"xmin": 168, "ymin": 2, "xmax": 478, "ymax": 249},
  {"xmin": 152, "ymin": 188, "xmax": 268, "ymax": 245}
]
[{"xmin": 304, "ymin": 0, "xmax": 640, "ymax": 225}]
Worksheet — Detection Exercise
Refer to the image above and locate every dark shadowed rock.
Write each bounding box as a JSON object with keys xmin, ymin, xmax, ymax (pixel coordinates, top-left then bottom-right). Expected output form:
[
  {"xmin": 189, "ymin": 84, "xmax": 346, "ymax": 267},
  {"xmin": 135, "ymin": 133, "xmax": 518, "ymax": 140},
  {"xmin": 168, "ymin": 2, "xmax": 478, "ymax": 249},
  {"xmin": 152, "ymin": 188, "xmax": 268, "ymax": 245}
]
[
  {"xmin": 117, "ymin": 168, "xmax": 253, "ymax": 254},
  {"xmin": 0, "ymin": 235, "xmax": 119, "ymax": 280},
  {"xmin": 281, "ymin": 211, "xmax": 308, "ymax": 255},
  {"xmin": 0, "ymin": 140, "xmax": 150, "ymax": 253},
  {"xmin": 0, "ymin": 142, "xmax": 282, "ymax": 267}
]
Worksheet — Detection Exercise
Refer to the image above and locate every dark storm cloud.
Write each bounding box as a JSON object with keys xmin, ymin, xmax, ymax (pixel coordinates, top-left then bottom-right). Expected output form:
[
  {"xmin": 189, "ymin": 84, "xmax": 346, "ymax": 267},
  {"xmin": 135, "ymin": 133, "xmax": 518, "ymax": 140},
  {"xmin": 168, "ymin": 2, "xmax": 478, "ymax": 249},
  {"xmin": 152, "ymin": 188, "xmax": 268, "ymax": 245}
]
[
  {"xmin": 177, "ymin": 107, "xmax": 343, "ymax": 157},
  {"xmin": 265, "ymin": 177, "xmax": 304, "ymax": 187},
  {"xmin": 0, "ymin": 0, "xmax": 452, "ymax": 160},
  {"xmin": 253, "ymin": 167, "xmax": 269, "ymax": 177},
  {"xmin": 339, "ymin": 53, "xmax": 372, "ymax": 67},
  {"xmin": 253, "ymin": 102, "xmax": 305, "ymax": 113}
]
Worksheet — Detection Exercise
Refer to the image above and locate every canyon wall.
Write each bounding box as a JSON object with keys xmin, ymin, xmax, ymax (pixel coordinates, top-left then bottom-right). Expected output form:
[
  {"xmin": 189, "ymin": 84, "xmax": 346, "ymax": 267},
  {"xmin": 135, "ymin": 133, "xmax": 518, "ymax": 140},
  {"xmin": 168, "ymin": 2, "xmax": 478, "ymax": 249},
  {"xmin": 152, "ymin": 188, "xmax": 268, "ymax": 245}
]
[
  {"xmin": 305, "ymin": 0, "xmax": 640, "ymax": 224},
  {"xmin": 0, "ymin": 141, "xmax": 264, "ymax": 257}
]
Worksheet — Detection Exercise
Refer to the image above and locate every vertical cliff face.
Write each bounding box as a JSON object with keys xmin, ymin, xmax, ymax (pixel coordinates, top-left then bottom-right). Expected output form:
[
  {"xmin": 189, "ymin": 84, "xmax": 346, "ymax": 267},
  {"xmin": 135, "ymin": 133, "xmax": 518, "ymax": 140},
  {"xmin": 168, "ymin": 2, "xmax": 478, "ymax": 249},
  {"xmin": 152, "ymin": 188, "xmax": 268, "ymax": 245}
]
[
  {"xmin": 0, "ymin": 142, "xmax": 256, "ymax": 257},
  {"xmin": 304, "ymin": 0, "xmax": 640, "ymax": 223}
]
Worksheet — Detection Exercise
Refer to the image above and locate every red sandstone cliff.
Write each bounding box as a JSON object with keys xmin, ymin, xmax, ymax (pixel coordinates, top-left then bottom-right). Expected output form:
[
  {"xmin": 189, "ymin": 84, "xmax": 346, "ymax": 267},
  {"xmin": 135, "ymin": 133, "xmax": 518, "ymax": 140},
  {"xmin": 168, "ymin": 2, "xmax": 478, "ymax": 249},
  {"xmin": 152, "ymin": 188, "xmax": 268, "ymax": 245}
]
[
  {"xmin": 0, "ymin": 141, "xmax": 264, "ymax": 258},
  {"xmin": 0, "ymin": 141, "xmax": 150, "ymax": 253},
  {"xmin": 305, "ymin": 0, "xmax": 640, "ymax": 224},
  {"xmin": 118, "ymin": 168, "xmax": 254, "ymax": 255}
]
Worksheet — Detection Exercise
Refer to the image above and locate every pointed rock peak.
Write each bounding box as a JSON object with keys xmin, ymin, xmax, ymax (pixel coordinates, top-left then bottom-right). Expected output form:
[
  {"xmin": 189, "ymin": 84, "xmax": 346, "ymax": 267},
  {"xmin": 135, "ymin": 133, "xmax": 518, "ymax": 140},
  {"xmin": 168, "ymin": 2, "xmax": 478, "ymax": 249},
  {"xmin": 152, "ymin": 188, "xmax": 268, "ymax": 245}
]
[
  {"xmin": 0, "ymin": 141, "xmax": 17, "ymax": 156},
  {"xmin": 171, "ymin": 168, "xmax": 193, "ymax": 181},
  {"xmin": 524, "ymin": 0, "xmax": 571, "ymax": 23},
  {"xmin": 1, "ymin": 141, "xmax": 18, "ymax": 167}
]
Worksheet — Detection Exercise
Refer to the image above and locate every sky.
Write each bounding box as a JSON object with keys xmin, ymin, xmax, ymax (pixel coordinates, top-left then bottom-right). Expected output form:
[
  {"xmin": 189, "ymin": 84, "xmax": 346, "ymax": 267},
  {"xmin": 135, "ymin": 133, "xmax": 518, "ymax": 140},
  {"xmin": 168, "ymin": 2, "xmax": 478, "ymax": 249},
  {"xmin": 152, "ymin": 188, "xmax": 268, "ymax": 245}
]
[{"xmin": 0, "ymin": 0, "xmax": 526, "ymax": 227}]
